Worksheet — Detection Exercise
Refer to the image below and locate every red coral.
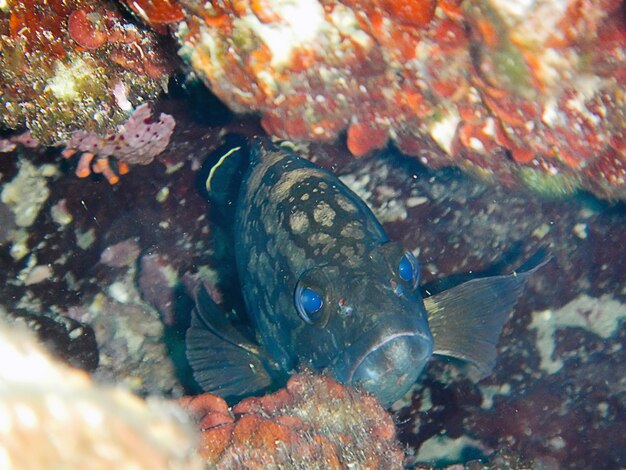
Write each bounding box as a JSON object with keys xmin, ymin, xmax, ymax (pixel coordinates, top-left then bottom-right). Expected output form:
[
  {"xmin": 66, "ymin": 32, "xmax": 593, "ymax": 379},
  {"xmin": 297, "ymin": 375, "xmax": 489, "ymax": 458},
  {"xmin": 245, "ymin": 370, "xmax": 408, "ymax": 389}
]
[
  {"xmin": 180, "ymin": 372, "xmax": 405, "ymax": 468},
  {"xmin": 379, "ymin": 0, "xmax": 437, "ymax": 27},
  {"xmin": 169, "ymin": 0, "xmax": 626, "ymax": 199},
  {"xmin": 7, "ymin": 0, "xmax": 71, "ymax": 58},
  {"xmin": 125, "ymin": 0, "xmax": 186, "ymax": 25},
  {"xmin": 4, "ymin": 0, "xmax": 174, "ymax": 79},
  {"xmin": 347, "ymin": 120, "xmax": 389, "ymax": 157},
  {"xmin": 68, "ymin": 8, "xmax": 109, "ymax": 49}
]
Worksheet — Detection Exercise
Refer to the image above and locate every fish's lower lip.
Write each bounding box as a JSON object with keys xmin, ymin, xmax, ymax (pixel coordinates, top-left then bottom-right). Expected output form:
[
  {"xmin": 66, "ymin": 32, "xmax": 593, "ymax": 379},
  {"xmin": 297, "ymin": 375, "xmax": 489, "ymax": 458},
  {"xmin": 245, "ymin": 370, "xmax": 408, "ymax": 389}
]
[
  {"xmin": 346, "ymin": 331, "xmax": 433, "ymax": 405},
  {"xmin": 327, "ymin": 310, "xmax": 434, "ymax": 401},
  {"xmin": 346, "ymin": 331, "xmax": 429, "ymax": 382}
]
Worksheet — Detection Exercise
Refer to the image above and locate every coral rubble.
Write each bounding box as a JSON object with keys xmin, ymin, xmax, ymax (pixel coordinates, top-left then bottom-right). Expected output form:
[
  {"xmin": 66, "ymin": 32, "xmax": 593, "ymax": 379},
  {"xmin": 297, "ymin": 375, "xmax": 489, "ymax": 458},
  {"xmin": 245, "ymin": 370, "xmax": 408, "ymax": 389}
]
[
  {"xmin": 180, "ymin": 371, "xmax": 405, "ymax": 468},
  {"xmin": 1, "ymin": 159, "xmax": 58, "ymax": 228},
  {"xmin": 67, "ymin": 278, "xmax": 183, "ymax": 396}
]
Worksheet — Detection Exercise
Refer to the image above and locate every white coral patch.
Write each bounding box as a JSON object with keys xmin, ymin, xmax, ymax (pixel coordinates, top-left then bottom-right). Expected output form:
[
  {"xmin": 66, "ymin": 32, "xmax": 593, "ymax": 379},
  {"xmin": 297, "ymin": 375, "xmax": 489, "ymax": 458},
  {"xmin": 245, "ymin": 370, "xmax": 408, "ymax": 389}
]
[
  {"xmin": 489, "ymin": 0, "xmax": 535, "ymax": 22},
  {"xmin": 429, "ymin": 108, "xmax": 461, "ymax": 155},
  {"xmin": 1, "ymin": 160, "xmax": 56, "ymax": 228},
  {"xmin": 327, "ymin": 3, "xmax": 371, "ymax": 48},
  {"xmin": 243, "ymin": 0, "xmax": 326, "ymax": 68},
  {"xmin": 46, "ymin": 57, "xmax": 93, "ymax": 101},
  {"xmin": 530, "ymin": 294, "xmax": 626, "ymax": 374},
  {"xmin": 417, "ymin": 434, "xmax": 487, "ymax": 463}
]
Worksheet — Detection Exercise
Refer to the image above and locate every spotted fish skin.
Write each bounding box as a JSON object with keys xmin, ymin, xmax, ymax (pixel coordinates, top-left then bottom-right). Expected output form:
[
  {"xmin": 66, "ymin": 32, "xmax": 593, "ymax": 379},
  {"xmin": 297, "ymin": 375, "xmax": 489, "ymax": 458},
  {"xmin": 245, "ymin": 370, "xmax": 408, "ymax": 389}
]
[
  {"xmin": 241, "ymin": 142, "xmax": 423, "ymax": 342},
  {"xmin": 187, "ymin": 138, "xmax": 542, "ymax": 406}
]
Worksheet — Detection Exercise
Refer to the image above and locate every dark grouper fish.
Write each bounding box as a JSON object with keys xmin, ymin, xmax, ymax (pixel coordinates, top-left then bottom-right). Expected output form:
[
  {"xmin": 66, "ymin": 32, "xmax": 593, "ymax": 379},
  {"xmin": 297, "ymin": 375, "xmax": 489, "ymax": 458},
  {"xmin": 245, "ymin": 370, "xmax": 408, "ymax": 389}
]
[{"xmin": 187, "ymin": 139, "xmax": 542, "ymax": 406}]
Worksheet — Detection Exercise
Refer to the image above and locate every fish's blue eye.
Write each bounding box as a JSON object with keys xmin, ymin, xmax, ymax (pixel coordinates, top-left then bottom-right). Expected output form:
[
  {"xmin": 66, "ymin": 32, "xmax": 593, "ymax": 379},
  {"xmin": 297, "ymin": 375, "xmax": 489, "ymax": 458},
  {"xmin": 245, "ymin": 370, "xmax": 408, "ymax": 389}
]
[
  {"xmin": 398, "ymin": 252, "xmax": 420, "ymax": 288},
  {"xmin": 295, "ymin": 285, "xmax": 324, "ymax": 324},
  {"xmin": 398, "ymin": 255, "xmax": 414, "ymax": 282},
  {"xmin": 301, "ymin": 288, "xmax": 323, "ymax": 313}
]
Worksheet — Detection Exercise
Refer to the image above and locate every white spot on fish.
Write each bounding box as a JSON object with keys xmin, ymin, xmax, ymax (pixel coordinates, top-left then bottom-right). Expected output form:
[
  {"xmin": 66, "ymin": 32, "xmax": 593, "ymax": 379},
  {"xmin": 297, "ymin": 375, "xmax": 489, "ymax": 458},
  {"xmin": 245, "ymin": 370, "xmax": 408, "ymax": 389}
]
[
  {"xmin": 308, "ymin": 232, "xmax": 333, "ymax": 246},
  {"xmin": 340, "ymin": 222, "xmax": 364, "ymax": 239},
  {"xmin": 340, "ymin": 246, "xmax": 355, "ymax": 258},
  {"xmin": 289, "ymin": 211, "xmax": 310, "ymax": 234},
  {"xmin": 270, "ymin": 170, "xmax": 323, "ymax": 202},
  {"xmin": 335, "ymin": 194, "xmax": 357, "ymax": 213},
  {"xmin": 313, "ymin": 201, "xmax": 335, "ymax": 227}
]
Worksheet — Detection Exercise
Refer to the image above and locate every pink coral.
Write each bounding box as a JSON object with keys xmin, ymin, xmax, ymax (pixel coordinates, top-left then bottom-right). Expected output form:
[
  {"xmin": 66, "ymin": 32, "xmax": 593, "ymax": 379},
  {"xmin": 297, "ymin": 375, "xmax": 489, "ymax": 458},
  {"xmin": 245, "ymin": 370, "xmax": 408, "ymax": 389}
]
[
  {"xmin": 61, "ymin": 104, "xmax": 175, "ymax": 184},
  {"xmin": 0, "ymin": 131, "xmax": 40, "ymax": 153}
]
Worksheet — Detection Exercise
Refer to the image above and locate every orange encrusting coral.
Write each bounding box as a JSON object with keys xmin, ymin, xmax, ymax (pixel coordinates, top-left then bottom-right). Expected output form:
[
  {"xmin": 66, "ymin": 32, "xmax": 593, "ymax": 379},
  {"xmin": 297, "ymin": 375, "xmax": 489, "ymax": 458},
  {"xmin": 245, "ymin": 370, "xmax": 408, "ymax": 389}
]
[
  {"xmin": 180, "ymin": 372, "xmax": 405, "ymax": 468},
  {"xmin": 67, "ymin": 7, "xmax": 109, "ymax": 49},
  {"xmin": 347, "ymin": 121, "xmax": 389, "ymax": 157}
]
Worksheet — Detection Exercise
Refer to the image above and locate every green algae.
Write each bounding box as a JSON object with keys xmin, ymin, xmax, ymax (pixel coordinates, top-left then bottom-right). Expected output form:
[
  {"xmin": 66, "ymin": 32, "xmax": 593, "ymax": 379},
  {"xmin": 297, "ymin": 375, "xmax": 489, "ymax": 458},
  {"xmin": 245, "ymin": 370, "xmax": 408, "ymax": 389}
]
[{"xmin": 519, "ymin": 167, "xmax": 582, "ymax": 197}]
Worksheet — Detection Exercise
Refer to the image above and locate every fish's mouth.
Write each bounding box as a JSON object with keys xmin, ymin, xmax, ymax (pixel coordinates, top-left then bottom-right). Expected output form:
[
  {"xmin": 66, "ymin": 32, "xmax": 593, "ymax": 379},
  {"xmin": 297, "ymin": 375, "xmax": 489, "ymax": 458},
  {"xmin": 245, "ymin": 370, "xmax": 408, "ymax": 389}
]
[{"xmin": 330, "ymin": 327, "xmax": 433, "ymax": 406}]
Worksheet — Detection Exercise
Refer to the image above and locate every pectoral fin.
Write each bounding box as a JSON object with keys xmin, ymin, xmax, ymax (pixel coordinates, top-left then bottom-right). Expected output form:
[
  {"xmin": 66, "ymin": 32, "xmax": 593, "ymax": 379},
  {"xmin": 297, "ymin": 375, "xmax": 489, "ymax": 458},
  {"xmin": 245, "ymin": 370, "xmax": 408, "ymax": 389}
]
[
  {"xmin": 186, "ymin": 286, "xmax": 276, "ymax": 398},
  {"xmin": 424, "ymin": 267, "xmax": 539, "ymax": 378}
]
